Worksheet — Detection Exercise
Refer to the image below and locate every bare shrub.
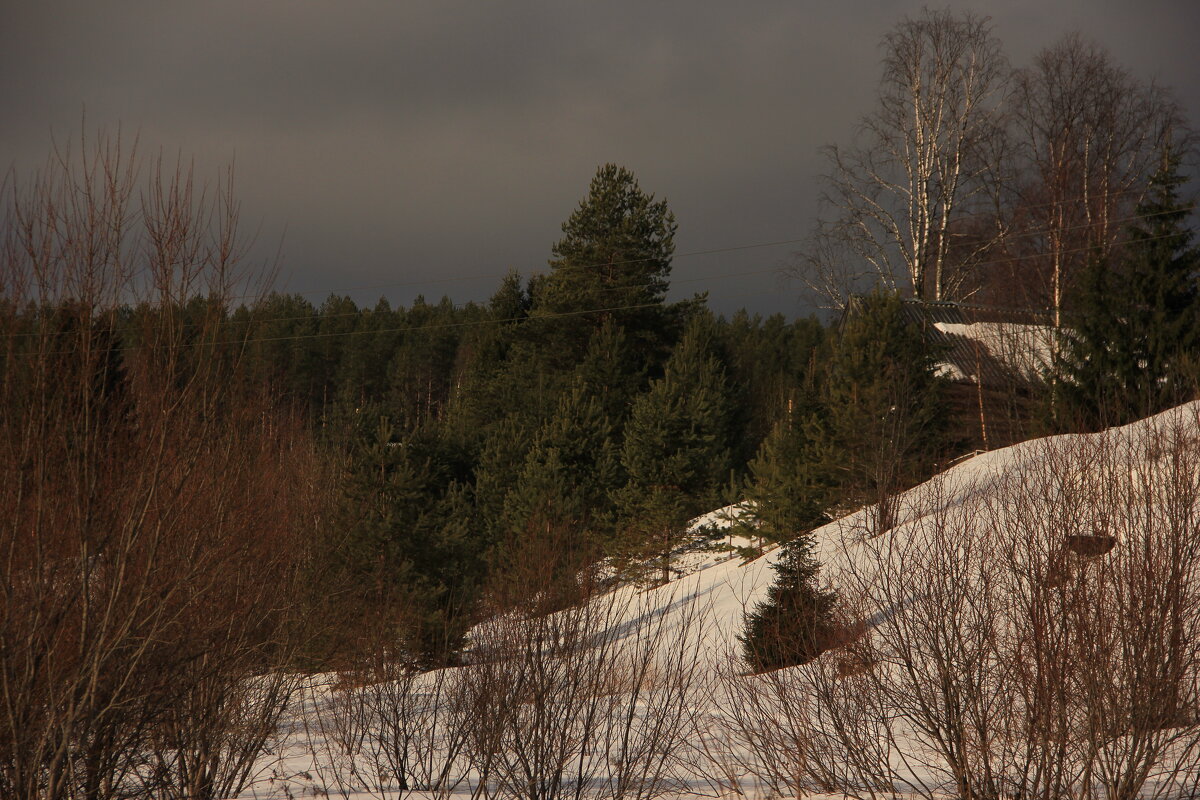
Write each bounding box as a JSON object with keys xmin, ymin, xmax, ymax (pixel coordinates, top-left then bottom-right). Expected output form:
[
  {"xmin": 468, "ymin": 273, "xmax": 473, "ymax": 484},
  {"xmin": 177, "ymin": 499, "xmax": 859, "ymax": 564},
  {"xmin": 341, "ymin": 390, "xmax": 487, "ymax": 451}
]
[
  {"xmin": 302, "ymin": 659, "xmax": 476, "ymax": 800},
  {"xmin": 461, "ymin": 582, "xmax": 709, "ymax": 800},
  {"xmin": 713, "ymin": 405, "xmax": 1200, "ymax": 800},
  {"xmin": 0, "ymin": 130, "xmax": 320, "ymax": 800},
  {"xmin": 299, "ymin": 542, "xmax": 710, "ymax": 800}
]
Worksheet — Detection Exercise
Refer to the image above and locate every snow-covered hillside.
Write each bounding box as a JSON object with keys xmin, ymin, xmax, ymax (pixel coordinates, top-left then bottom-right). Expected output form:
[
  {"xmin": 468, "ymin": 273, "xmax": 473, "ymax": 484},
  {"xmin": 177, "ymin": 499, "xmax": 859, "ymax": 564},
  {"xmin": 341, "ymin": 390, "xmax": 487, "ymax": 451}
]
[{"xmin": 249, "ymin": 402, "xmax": 1200, "ymax": 800}]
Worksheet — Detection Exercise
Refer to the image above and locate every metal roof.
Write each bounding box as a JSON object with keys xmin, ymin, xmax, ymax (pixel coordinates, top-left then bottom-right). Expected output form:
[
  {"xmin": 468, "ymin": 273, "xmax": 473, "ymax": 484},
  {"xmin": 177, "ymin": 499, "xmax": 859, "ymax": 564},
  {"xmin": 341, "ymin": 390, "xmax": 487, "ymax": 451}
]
[{"xmin": 844, "ymin": 297, "xmax": 1056, "ymax": 387}]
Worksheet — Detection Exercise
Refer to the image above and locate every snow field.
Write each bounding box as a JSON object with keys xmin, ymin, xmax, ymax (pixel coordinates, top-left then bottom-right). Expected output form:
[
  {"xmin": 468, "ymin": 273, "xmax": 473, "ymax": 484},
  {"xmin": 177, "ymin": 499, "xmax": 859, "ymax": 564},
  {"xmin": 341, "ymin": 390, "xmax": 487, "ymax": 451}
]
[{"xmin": 241, "ymin": 402, "xmax": 1200, "ymax": 800}]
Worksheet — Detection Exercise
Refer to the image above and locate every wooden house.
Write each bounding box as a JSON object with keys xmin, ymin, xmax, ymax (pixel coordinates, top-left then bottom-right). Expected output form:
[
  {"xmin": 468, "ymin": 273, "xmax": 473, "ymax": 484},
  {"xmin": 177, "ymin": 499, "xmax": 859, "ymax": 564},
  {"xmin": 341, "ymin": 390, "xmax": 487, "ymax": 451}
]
[{"xmin": 843, "ymin": 297, "xmax": 1056, "ymax": 451}]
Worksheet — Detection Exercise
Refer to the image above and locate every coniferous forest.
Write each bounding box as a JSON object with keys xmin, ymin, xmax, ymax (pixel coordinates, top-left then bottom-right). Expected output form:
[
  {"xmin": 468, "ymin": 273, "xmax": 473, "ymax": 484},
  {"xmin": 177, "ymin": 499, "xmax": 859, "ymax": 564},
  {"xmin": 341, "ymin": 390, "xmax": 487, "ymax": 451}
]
[{"xmin": 180, "ymin": 164, "xmax": 841, "ymax": 666}]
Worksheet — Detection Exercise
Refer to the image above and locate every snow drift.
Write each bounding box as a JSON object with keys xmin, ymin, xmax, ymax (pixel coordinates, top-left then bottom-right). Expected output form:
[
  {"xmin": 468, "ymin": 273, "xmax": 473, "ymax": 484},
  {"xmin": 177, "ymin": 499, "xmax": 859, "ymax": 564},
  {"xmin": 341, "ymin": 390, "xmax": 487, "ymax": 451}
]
[{"xmin": 255, "ymin": 401, "xmax": 1200, "ymax": 800}]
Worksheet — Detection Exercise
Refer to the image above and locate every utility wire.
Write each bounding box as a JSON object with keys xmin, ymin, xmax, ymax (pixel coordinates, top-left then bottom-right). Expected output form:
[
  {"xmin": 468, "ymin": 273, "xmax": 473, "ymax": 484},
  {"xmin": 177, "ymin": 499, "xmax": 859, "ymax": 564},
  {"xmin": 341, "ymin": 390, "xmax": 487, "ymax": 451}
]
[
  {"xmin": 215, "ymin": 184, "xmax": 1186, "ymax": 303},
  {"xmin": 2, "ymin": 300, "xmax": 667, "ymax": 358},
  {"xmin": 3, "ymin": 220, "xmax": 1187, "ymax": 357},
  {"xmin": 2, "ymin": 222, "xmax": 1187, "ymax": 339}
]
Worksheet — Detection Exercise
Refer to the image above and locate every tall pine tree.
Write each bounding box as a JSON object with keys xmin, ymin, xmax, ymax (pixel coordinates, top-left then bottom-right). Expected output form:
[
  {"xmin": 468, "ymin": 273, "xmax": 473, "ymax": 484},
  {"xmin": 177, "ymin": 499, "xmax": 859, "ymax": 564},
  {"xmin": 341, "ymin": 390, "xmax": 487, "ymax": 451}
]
[{"xmin": 531, "ymin": 164, "xmax": 678, "ymax": 365}]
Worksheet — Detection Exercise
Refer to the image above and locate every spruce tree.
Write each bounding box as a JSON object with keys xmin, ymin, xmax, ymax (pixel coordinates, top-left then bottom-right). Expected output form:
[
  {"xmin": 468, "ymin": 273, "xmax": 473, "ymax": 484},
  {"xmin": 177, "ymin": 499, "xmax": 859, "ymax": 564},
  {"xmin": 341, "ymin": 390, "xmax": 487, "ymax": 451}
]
[
  {"xmin": 340, "ymin": 298, "xmax": 401, "ymax": 405},
  {"xmin": 740, "ymin": 538, "xmax": 838, "ymax": 672},
  {"xmin": 473, "ymin": 415, "xmax": 537, "ymax": 538},
  {"xmin": 571, "ymin": 319, "xmax": 647, "ymax": 424},
  {"xmin": 415, "ymin": 482, "xmax": 486, "ymax": 661},
  {"xmin": 330, "ymin": 408, "xmax": 484, "ymax": 665},
  {"xmin": 734, "ymin": 388, "xmax": 837, "ymax": 672},
  {"xmin": 615, "ymin": 318, "xmax": 734, "ymax": 581},
  {"xmin": 738, "ymin": 398, "xmax": 830, "ymax": 549},
  {"xmin": 501, "ymin": 384, "xmax": 622, "ymax": 549},
  {"xmin": 1057, "ymin": 152, "xmax": 1200, "ymax": 428},
  {"xmin": 817, "ymin": 291, "xmax": 948, "ymax": 533}
]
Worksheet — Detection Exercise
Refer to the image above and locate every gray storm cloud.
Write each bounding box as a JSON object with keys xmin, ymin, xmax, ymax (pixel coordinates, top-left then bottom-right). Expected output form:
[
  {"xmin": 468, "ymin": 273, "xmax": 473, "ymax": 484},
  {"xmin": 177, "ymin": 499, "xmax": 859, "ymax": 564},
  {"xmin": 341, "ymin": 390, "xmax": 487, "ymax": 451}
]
[{"xmin": 3, "ymin": 0, "xmax": 1197, "ymax": 315}]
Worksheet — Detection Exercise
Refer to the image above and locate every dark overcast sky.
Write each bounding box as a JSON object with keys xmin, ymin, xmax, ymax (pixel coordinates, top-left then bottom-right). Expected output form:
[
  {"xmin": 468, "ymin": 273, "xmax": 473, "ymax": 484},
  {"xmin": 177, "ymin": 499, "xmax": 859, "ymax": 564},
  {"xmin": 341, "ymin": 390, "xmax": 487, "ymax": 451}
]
[{"xmin": 4, "ymin": 0, "xmax": 1198, "ymax": 317}]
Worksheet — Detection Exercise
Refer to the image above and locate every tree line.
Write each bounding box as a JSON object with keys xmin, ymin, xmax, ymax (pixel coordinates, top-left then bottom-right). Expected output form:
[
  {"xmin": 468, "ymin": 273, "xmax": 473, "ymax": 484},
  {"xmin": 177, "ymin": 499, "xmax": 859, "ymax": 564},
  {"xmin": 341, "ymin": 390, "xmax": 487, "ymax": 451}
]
[{"xmin": 226, "ymin": 165, "xmax": 911, "ymax": 664}]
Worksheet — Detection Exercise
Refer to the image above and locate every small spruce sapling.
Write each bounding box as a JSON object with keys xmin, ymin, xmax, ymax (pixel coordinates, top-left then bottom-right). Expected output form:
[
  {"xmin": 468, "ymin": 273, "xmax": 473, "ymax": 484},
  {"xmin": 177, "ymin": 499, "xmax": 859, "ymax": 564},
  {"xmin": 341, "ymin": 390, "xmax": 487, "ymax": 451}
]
[{"xmin": 740, "ymin": 537, "xmax": 838, "ymax": 672}]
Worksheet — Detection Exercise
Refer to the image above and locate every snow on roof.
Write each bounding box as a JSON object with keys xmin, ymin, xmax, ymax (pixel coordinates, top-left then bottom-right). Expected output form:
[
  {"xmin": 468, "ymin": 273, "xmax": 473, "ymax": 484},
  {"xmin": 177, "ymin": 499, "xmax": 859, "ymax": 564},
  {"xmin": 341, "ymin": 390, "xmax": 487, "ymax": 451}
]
[
  {"xmin": 841, "ymin": 297, "xmax": 1058, "ymax": 386},
  {"xmin": 932, "ymin": 320, "xmax": 1057, "ymax": 382}
]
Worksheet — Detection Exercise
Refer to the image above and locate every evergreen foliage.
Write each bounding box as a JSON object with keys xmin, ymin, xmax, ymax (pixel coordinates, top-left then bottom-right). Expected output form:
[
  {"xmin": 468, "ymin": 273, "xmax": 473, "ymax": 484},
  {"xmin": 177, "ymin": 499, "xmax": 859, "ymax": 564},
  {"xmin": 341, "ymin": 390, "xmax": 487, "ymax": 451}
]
[
  {"xmin": 473, "ymin": 415, "xmax": 537, "ymax": 536},
  {"xmin": 446, "ymin": 280, "xmax": 539, "ymax": 440},
  {"xmin": 733, "ymin": 360, "xmax": 837, "ymax": 673},
  {"xmin": 488, "ymin": 270, "xmax": 531, "ymax": 322},
  {"xmin": 318, "ymin": 295, "xmax": 362, "ymax": 401},
  {"xmin": 229, "ymin": 293, "xmax": 323, "ymax": 409},
  {"xmin": 501, "ymin": 385, "xmax": 622, "ymax": 549},
  {"xmin": 1056, "ymin": 153, "xmax": 1200, "ymax": 429},
  {"xmin": 14, "ymin": 245, "xmax": 938, "ymax": 671},
  {"xmin": 214, "ymin": 239, "xmax": 851, "ymax": 663},
  {"xmin": 817, "ymin": 291, "xmax": 949, "ymax": 533},
  {"xmin": 616, "ymin": 317, "xmax": 734, "ymax": 580},
  {"xmin": 716, "ymin": 312, "xmax": 827, "ymax": 472},
  {"xmin": 387, "ymin": 296, "xmax": 467, "ymax": 427},
  {"xmin": 571, "ymin": 319, "xmax": 648, "ymax": 424},
  {"xmin": 738, "ymin": 401, "xmax": 830, "ymax": 549},
  {"xmin": 532, "ymin": 163, "xmax": 678, "ymax": 364},
  {"xmin": 329, "ymin": 408, "xmax": 485, "ymax": 665},
  {"xmin": 740, "ymin": 538, "xmax": 838, "ymax": 672},
  {"xmin": 109, "ymin": 165, "xmax": 935, "ymax": 666}
]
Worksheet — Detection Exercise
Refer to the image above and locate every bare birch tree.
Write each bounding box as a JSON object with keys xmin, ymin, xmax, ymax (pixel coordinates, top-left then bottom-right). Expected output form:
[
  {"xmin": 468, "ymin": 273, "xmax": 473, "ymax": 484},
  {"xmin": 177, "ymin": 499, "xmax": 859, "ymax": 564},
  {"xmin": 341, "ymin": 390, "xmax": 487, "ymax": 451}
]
[
  {"xmin": 800, "ymin": 9, "xmax": 1009, "ymax": 306},
  {"xmin": 1009, "ymin": 33, "xmax": 1184, "ymax": 324}
]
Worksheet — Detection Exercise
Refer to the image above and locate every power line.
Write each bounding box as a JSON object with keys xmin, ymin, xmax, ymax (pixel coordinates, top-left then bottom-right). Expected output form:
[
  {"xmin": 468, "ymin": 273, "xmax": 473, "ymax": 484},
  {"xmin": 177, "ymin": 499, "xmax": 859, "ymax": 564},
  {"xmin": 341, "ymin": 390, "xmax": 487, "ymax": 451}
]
[
  {"xmin": 2, "ymin": 197, "xmax": 1192, "ymax": 343},
  {"xmin": 3, "ymin": 224, "xmax": 1190, "ymax": 355},
  {"xmin": 230, "ymin": 236, "xmax": 811, "ymax": 304},
  {"xmin": 3, "ymin": 222, "xmax": 1188, "ymax": 339},
  {"xmin": 1, "ymin": 300, "xmax": 667, "ymax": 358},
  {"xmin": 229, "ymin": 184, "xmax": 1183, "ymax": 302}
]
